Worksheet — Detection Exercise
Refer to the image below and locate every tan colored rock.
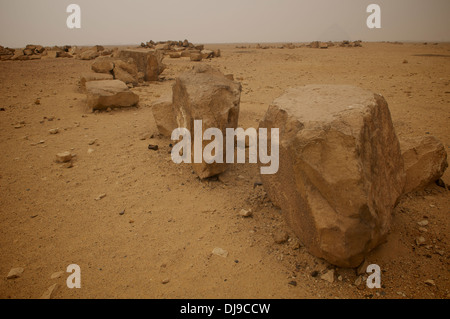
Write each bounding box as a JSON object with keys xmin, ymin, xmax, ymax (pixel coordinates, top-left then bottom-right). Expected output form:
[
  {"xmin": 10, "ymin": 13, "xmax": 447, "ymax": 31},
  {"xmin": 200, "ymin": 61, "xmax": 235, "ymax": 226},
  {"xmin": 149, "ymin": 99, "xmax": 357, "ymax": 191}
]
[
  {"xmin": 85, "ymin": 80, "xmax": 139, "ymax": 111},
  {"xmin": 79, "ymin": 50, "xmax": 100, "ymax": 60},
  {"xmin": 91, "ymin": 57, "xmax": 115, "ymax": 74},
  {"xmin": 172, "ymin": 65, "xmax": 241, "ymax": 178},
  {"xmin": 80, "ymin": 73, "xmax": 114, "ymax": 90},
  {"xmin": 201, "ymin": 50, "xmax": 214, "ymax": 59},
  {"xmin": 180, "ymin": 51, "xmax": 191, "ymax": 58},
  {"xmin": 151, "ymin": 95, "xmax": 177, "ymax": 137},
  {"xmin": 118, "ymin": 49, "xmax": 166, "ymax": 81},
  {"xmin": 169, "ymin": 52, "xmax": 181, "ymax": 59},
  {"xmin": 259, "ymin": 85, "xmax": 405, "ymax": 267},
  {"xmin": 190, "ymin": 53, "xmax": 203, "ymax": 62},
  {"xmin": 7, "ymin": 267, "xmax": 24, "ymax": 279},
  {"xmin": 113, "ymin": 60, "xmax": 139, "ymax": 86},
  {"xmin": 55, "ymin": 151, "xmax": 72, "ymax": 163},
  {"xmin": 400, "ymin": 135, "xmax": 448, "ymax": 193}
]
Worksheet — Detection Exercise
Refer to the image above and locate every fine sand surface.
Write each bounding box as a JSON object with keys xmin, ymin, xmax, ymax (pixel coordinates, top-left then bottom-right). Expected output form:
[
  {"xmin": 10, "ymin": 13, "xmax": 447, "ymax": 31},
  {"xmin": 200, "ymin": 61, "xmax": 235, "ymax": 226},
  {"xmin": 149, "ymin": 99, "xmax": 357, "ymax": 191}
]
[{"xmin": 0, "ymin": 42, "xmax": 449, "ymax": 299}]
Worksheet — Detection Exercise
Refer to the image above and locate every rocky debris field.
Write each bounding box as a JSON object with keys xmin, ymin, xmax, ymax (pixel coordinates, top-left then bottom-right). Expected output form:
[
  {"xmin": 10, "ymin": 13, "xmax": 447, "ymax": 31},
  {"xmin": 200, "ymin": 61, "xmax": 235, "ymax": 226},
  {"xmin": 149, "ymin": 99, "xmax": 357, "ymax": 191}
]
[{"xmin": 0, "ymin": 42, "xmax": 449, "ymax": 299}]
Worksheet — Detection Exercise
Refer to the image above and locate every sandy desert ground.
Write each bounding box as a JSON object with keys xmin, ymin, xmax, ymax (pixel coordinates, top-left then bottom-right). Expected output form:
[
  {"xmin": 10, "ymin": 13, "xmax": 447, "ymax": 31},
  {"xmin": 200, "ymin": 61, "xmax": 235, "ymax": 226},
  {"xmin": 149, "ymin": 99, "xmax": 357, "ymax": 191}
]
[{"xmin": 0, "ymin": 42, "xmax": 449, "ymax": 299}]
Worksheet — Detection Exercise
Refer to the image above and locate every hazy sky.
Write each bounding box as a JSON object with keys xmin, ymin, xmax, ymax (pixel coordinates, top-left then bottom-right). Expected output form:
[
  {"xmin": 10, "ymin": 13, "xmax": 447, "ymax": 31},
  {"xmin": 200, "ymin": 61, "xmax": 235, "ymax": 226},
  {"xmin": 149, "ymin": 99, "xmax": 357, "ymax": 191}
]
[{"xmin": 1, "ymin": 0, "xmax": 449, "ymax": 47}]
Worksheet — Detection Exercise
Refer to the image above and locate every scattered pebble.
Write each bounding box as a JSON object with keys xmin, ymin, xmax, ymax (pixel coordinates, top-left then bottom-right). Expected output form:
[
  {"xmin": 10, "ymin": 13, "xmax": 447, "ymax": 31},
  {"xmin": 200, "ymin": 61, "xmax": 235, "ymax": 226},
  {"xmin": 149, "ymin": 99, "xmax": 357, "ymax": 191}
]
[
  {"xmin": 49, "ymin": 128, "xmax": 59, "ymax": 135},
  {"xmin": 162, "ymin": 279, "xmax": 170, "ymax": 284},
  {"xmin": 239, "ymin": 209, "xmax": 253, "ymax": 218},
  {"xmin": 417, "ymin": 220, "xmax": 429, "ymax": 227},
  {"xmin": 424, "ymin": 279, "xmax": 435, "ymax": 287},
  {"xmin": 55, "ymin": 151, "xmax": 72, "ymax": 163},
  {"xmin": 7, "ymin": 267, "xmax": 24, "ymax": 279},
  {"xmin": 321, "ymin": 269, "xmax": 335, "ymax": 283},
  {"xmin": 50, "ymin": 271, "xmax": 64, "ymax": 279},
  {"xmin": 288, "ymin": 281, "xmax": 297, "ymax": 287},
  {"xmin": 212, "ymin": 247, "xmax": 228, "ymax": 258},
  {"xmin": 95, "ymin": 194, "xmax": 107, "ymax": 201},
  {"xmin": 416, "ymin": 236, "xmax": 426, "ymax": 246},
  {"xmin": 87, "ymin": 148, "xmax": 95, "ymax": 154},
  {"xmin": 148, "ymin": 144, "xmax": 159, "ymax": 151}
]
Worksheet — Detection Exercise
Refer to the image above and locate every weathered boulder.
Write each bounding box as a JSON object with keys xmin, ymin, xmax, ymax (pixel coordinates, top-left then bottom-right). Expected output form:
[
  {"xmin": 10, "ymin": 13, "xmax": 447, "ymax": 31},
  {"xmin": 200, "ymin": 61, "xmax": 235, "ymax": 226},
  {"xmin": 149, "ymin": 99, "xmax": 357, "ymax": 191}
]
[
  {"xmin": 169, "ymin": 52, "xmax": 181, "ymax": 59},
  {"xmin": 113, "ymin": 60, "xmax": 139, "ymax": 86},
  {"xmin": 118, "ymin": 49, "xmax": 166, "ymax": 81},
  {"xmin": 91, "ymin": 57, "xmax": 115, "ymax": 74},
  {"xmin": 400, "ymin": 135, "xmax": 448, "ymax": 193},
  {"xmin": 151, "ymin": 95, "xmax": 177, "ymax": 137},
  {"xmin": 190, "ymin": 53, "xmax": 203, "ymax": 62},
  {"xmin": 79, "ymin": 50, "xmax": 100, "ymax": 60},
  {"xmin": 201, "ymin": 50, "xmax": 214, "ymax": 59},
  {"xmin": 80, "ymin": 73, "xmax": 114, "ymax": 90},
  {"xmin": 172, "ymin": 65, "xmax": 242, "ymax": 178},
  {"xmin": 258, "ymin": 85, "xmax": 405, "ymax": 267},
  {"xmin": 85, "ymin": 80, "xmax": 139, "ymax": 111}
]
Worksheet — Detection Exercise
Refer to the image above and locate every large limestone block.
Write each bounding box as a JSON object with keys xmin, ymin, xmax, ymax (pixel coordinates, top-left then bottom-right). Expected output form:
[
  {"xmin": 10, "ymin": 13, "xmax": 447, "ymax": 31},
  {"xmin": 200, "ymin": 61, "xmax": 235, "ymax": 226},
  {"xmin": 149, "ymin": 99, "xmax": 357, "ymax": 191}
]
[
  {"xmin": 85, "ymin": 80, "xmax": 139, "ymax": 111},
  {"xmin": 172, "ymin": 65, "xmax": 242, "ymax": 178},
  {"xmin": 113, "ymin": 60, "xmax": 139, "ymax": 86},
  {"xmin": 79, "ymin": 73, "xmax": 114, "ymax": 90},
  {"xmin": 91, "ymin": 57, "xmax": 115, "ymax": 73},
  {"xmin": 151, "ymin": 95, "xmax": 177, "ymax": 137},
  {"xmin": 400, "ymin": 135, "xmax": 448, "ymax": 193},
  {"xmin": 259, "ymin": 85, "xmax": 405, "ymax": 267},
  {"xmin": 118, "ymin": 49, "xmax": 166, "ymax": 81}
]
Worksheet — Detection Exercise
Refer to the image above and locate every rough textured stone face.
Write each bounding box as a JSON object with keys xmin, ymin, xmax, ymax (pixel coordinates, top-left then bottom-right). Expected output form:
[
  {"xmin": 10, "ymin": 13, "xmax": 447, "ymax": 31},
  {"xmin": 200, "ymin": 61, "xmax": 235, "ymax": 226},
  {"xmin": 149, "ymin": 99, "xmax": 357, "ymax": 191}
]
[
  {"xmin": 91, "ymin": 57, "xmax": 115, "ymax": 74},
  {"xmin": 85, "ymin": 80, "xmax": 139, "ymax": 111},
  {"xmin": 259, "ymin": 85, "xmax": 405, "ymax": 267},
  {"xmin": 79, "ymin": 73, "xmax": 114, "ymax": 90},
  {"xmin": 400, "ymin": 135, "xmax": 448, "ymax": 193},
  {"xmin": 172, "ymin": 65, "xmax": 242, "ymax": 178},
  {"xmin": 118, "ymin": 49, "xmax": 166, "ymax": 81},
  {"xmin": 151, "ymin": 95, "xmax": 177, "ymax": 138}
]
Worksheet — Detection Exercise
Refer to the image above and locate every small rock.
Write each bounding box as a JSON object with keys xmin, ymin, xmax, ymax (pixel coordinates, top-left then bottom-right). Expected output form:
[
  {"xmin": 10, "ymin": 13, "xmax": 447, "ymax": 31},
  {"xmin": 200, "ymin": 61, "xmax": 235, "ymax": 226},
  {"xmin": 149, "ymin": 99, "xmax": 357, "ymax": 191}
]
[
  {"xmin": 148, "ymin": 144, "xmax": 159, "ymax": 151},
  {"xmin": 418, "ymin": 227, "xmax": 428, "ymax": 233},
  {"xmin": 354, "ymin": 276, "xmax": 363, "ymax": 286},
  {"xmin": 119, "ymin": 210, "xmax": 125, "ymax": 216},
  {"xmin": 239, "ymin": 209, "xmax": 253, "ymax": 217},
  {"xmin": 288, "ymin": 281, "xmax": 297, "ymax": 287},
  {"xmin": 310, "ymin": 271, "xmax": 319, "ymax": 277},
  {"xmin": 274, "ymin": 231, "xmax": 289, "ymax": 244},
  {"xmin": 40, "ymin": 283, "xmax": 58, "ymax": 299},
  {"xmin": 424, "ymin": 279, "xmax": 435, "ymax": 286},
  {"xmin": 50, "ymin": 271, "xmax": 64, "ymax": 279},
  {"xmin": 95, "ymin": 194, "xmax": 106, "ymax": 201},
  {"xmin": 49, "ymin": 128, "xmax": 59, "ymax": 134},
  {"xmin": 162, "ymin": 278, "xmax": 170, "ymax": 284},
  {"xmin": 7, "ymin": 267, "xmax": 24, "ymax": 279},
  {"xmin": 88, "ymin": 139, "xmax": 97, "ymax": 145},
  {"xmin": 321, "ymin": 269, "xmax": 335, "ymax": 283},
  {"xmin": 416, "ymin": 236, "xmax": 426, "ymax": 246},
  {"xmin": 212, "ymin": 247, "xmax": 228, "ymax": 258},
  {"xmin": 55, "ymin": 151, "xmax": 72, "ymax": 163},
  {"xmin": 417, "ymin": 220, "xmax": 429, "ymax": 227},
  {"xmin": 87, "ymin": 148, "xmax": 95, "ymax": 154}
]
